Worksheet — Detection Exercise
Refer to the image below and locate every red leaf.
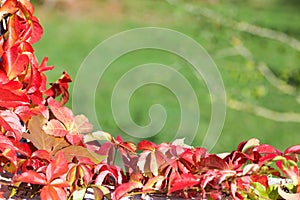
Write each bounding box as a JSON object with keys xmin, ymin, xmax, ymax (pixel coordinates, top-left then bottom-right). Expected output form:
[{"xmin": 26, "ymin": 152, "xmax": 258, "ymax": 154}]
[
  {"xmin": 1, "ymin": 145, "xmax": 17, "ymax": 166},
  {"xmin": 258, "ymin": 153, "xmax": 279, "ymax": 166},
  {"xmin": 138, "ymin": 140, "xmax": 157, "ymax": 151},
  {"xmin": 0, "ymin": 110, "xmax": 23, "ymax": 141},
  {"xmin": 11, "ymin": 140, "xmax": 31, "ymax": 157},
  {"xmin": 0, "ymin": 88, "xmax": 29, "ymax": 108},
  {"xmin": 32, "ymin": 150, "xmax": 51, "ymax": 162},
  {"xmin": 14, "ymin": 170, "xmax": 47, "ymax": 185},
  {"xmin": 46, "ymin": 152, "xmax": 68, "ymax": 182},
  {"xmin": 276, "ymin": 159, "xmax": 299, "ymax": 184},
  {"xmin": 45, "ymin": 72, "xmax": 71, "ymax": 105},
  {"xmin": 29, "ymin": 17, "xmax": 43, "ymax": 44},
  {"xmin": 39, "ymin": 57, "xmax": 54, "ymax": 73},
  {"xmin": 113, "ymin": 181, "xmax": 143, "ymax": 200},
  {"xmin": 284, "ymin": 145, "xmax": 300, "ymax": 155},
  {"xmin": 2, "ymin": 44, "xmax": 29, "ymax": 79},
  {"xmin": 169, "ymin": 173, "xmax": 199, "ymax": 194},
  {"xmin": 65, "ymin": 134, "xmax": 83, "ymax": 145},
  {"xmin": 251, "ymin": 175, "xmax": 268, "ymax": 189},
  {"xmin": 255, "ymin": 144, "xmax": 281, "ymax": 155}
]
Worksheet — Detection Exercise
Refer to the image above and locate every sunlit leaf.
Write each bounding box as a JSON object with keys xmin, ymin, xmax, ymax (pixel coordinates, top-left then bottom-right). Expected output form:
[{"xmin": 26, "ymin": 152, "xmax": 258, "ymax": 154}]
[
  {"xmin": 40, "ymin": 185, "xmax": 67, "ymax": 200},
  {"xmin": 2, "ymin": 44, "xmax": 29, "ymax": 79},
  {"xmin": 0, "ymin": 110, "xmax": 23, "ymax": 141},
  {"xmin": 46, "ymin": 152, "xmax": 68, "ymax": 182},
  {"xmin": 0, "ymin": 87, "xmax": 29, "ymax": 108},
  {"xmin": 14, "ymin": 170, "xmax": 47, "ymax": 185},
  {"xmin": 113, "ymin": 181, "xmax": 143, "ymax": 200},
  {"xmin": 57, "ymin": 145, "xmax": 106, "ymax": 164},
  {"xmin": 84, "ymin": 131, "xmax": 113, "ymax": 143},
  {"xmin": 43, "ymin": 119, "xmax": 68, "ymax": 137},
  {"xmin": 74, "ymin": 115, "xmax": 93, "ymax": 134},
  {"xmin": 25, "ymin": 115, "xmax": 70, "ymax": 155},
  {"xmin": 169, "ymin": 173, "xmax": 199, "ymax": 194}
]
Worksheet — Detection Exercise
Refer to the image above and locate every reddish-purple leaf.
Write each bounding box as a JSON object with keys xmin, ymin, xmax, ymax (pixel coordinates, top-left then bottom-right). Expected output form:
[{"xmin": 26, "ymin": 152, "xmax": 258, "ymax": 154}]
[{"xmin": 201, "ymin": 154, "xmax": 228, "ymax": 170}]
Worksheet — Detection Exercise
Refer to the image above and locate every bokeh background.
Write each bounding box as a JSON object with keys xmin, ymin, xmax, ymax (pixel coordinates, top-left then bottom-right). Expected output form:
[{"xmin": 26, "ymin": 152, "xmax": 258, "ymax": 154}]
[{"xmin": 32, "ymin": 0, "xmax": 300, "ymax": 153}]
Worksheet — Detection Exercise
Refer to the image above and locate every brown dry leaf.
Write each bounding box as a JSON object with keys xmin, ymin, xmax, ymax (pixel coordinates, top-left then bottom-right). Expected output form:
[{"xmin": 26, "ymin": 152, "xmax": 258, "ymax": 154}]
[
  {"xmin": 24, "ymin": 115, "xmax": 70, "ymax": 156},
  {"xmin": 56, "ymin": 145, "xmax": 106, "ymax": 164}
]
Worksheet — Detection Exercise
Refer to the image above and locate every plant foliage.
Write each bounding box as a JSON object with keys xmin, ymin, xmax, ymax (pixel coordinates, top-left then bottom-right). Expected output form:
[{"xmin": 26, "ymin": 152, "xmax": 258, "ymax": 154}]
[{"xmin": 0, "ymin": 1, "xmax": 299, "ymax": 199}]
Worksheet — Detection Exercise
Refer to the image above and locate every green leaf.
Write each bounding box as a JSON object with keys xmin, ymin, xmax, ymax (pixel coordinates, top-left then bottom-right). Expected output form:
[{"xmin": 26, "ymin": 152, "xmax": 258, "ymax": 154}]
[
  {"xmin": 71, "ymin": 188, "xmax": 86, "ymax": 200},
  {"xmin": 252, "ymin": 182, "xmax": 270, "ymax": 199}
]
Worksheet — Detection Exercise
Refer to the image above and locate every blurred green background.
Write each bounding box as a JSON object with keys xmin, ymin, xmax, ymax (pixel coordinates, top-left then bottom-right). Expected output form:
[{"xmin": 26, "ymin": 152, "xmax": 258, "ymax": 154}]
[{"xmin": 32, "ymin": 0, "xmax": 300, "ymax": 153}]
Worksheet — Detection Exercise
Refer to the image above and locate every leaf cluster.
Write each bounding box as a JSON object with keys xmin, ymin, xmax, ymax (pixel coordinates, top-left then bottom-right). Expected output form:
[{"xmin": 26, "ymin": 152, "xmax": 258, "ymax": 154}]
[{"xmin": 0, "ymin": 1, "xmax": 299, "ymax": 200}]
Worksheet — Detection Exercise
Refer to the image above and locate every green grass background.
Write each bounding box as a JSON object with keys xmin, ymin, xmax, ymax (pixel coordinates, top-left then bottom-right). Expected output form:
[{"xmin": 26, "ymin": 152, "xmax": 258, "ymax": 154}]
[{"xmin": 32, "ymin": 0, "xmax": 300, "ymax": 153}]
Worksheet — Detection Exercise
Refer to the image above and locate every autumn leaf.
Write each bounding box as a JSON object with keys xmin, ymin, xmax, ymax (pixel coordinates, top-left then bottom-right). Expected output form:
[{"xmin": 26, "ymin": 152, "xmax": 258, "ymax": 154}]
[
  {"xmin": 56, "ymin": 145, "xmax": 106, "ymax": 164},
  {"xmin": 0, "ymin": 110, "xmax": 23, "ymax": 141},
  {"xmin": 2, "ymin": 43, "xmax": 29, "ymax": 80},
  {"xmin": 46, "ymin": 152, "xmax": 68, "ymax": 182},
  {"xmin": 169, "ymin": 173, "xmax": 199, "ymax": 194},
  {"xmin": 44, "ymin": 72, "xmax": 72, "ymax": 105},
  {"xmin": 74, "ymin": 114, "xmax": 93, "ymax": 134},
  {"xmin": 14, "ymin": 170, "xmax": 47, "ymax": 185},
  {"xmin": 43, "ymin": 119, "xmax": 68, "ymax": 137},
  {"xmin": 84, "ymin": 131, "xmax": 113, "ymax": 143},
  {"xmin": 0, "ymin": 87, "xmax": 29, "ymax": 108},
  {"xmin": 201, "ymin": 154, "xmax": 228, "ymax": 170},
  {"xmin": 0, "ymin": 0, "xmax": 18, "ymax": 21},
  {"xmin": 45, "ymin": 98, "xmax": 93, "ymax": 144},
  {"xmin": 113, "ymin": 181, "xmax": 143, "ymax": 200},
  {"xmin": 25, "ymin": 115, "xmax": 70, "ymax": 156},
  {"xmin": 40, "ymin": 185, "xmax": 67, "ymax": 200}
]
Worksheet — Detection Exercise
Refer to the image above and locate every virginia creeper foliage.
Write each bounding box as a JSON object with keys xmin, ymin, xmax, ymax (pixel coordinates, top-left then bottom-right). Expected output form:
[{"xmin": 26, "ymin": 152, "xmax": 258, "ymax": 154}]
[{"xmin": 0, "ymin": 1, "xmax": 299, "ymax": 199}]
